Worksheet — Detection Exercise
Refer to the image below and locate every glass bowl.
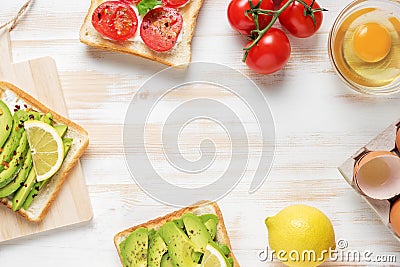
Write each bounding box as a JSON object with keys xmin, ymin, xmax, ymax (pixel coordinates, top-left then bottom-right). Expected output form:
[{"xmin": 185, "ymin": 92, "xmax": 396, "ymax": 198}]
[{"xmin": 328, "ymin": 0, "xmax": 400, "ymax": 95}]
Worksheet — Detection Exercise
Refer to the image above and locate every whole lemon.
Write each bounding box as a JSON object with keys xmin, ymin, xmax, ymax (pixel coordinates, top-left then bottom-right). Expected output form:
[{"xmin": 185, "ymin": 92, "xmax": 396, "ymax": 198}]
[{"xmin": 265, "ymin": 205, "xmax": 335, "ymax": 267}]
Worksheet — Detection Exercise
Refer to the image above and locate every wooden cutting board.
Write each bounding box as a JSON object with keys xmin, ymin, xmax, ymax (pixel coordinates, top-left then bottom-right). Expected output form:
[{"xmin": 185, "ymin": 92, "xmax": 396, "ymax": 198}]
[{"xmin": 0, "ymin": 29, "xmax": 93, "ymax": 242}]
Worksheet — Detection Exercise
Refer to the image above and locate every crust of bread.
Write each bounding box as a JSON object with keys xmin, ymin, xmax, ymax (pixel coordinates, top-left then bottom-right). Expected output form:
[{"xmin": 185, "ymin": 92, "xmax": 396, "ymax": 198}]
[
  {"xmin": 0, "ymin": 81, "xmax": 89, "ymax": 223},
  {"xmin": 114, "ymin": 201, "xmax": 240, "ymax": 266},
  {"xmin": 79, "ymin": 0, "xmax": 204, "ymax": 66}
]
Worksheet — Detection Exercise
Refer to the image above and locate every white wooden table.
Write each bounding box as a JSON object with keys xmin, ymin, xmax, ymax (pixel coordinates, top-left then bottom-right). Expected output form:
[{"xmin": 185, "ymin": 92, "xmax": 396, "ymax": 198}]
[{"xmin": 1, "ymin": 0, "xmax": 400, "ymax": 266}]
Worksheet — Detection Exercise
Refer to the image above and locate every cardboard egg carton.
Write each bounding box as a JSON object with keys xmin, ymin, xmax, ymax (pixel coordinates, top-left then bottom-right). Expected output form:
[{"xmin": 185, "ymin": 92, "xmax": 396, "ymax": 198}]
[{"xmin": 338, "ymin": 119, "xmax": 400, "ymax": 241}]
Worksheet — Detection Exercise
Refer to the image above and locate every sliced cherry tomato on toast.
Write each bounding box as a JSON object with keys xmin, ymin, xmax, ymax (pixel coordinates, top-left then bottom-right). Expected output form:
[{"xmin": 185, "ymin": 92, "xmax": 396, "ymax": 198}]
[
  {"xmin": 92, "ymin": 1, "xmax": 138, "ymax": 41},
  {"xmin": 140, "ymin": 7, "xmax": 183, "ymax": 52},
  {"xmin": 162, "ymin": 0, "xmax": 190, "ymax": 8}
]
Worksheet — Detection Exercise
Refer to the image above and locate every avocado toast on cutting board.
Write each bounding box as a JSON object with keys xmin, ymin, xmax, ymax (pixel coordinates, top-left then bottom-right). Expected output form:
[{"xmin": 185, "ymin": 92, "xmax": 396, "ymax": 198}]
[
  {"xmin": 114, "ymin": 201, "xmax": 240, "ymax": 267},
  {"xmin": 0, "ymin": 81, "xmax": 89, "ymax": 222}
]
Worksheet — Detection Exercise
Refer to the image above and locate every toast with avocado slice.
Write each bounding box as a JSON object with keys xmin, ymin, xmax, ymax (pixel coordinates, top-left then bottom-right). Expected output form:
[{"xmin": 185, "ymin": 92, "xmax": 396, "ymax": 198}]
[
  {"xmin": 114, "ymin": 201, "xmax": 240, "ymax": 267},
  {"xmin": 0, "ymin": 81, "xmax": 89, "ymax": 222}
]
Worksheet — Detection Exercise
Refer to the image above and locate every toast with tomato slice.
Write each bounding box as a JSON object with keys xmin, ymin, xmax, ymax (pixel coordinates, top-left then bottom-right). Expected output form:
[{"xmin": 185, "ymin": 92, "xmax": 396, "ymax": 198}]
[{"xmin": 80, "ymin": 0, "xmax": 204, "ymax": 66}]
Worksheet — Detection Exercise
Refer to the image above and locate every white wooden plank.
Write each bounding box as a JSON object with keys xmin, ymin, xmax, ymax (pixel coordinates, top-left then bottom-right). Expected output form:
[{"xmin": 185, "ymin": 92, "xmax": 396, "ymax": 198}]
[{"xmin": 1, "ymin": 0, "xmax": 400, "ymax": 265}]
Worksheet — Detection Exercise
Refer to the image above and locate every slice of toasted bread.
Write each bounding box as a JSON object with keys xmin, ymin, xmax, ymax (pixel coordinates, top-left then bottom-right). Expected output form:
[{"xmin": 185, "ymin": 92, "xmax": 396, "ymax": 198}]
[
  {"xmin": 0, "ymin": 81, "xmax": 89, "ymax": 222},
  {"xmin": 114, "ymin": 201, "xmax": 240, "ymax": 266},
  {"xmin": 80, "ymin": 0, "xmax": 204, "ymax": 66}
]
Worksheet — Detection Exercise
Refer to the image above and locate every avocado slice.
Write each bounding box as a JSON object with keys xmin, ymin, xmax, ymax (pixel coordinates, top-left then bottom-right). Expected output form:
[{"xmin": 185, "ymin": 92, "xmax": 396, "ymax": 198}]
[
  {"xmin": 63, "ymin": 138, "xmax": 73, "ymax": 154},
  {"xmin": 0, "ymin": 110, "xmax": 39, "ymax": 173},
  {"xmin": 40, "ymin": 113, "xmax": 53, "ymax": 126},
  {"xmin": 192, "ymin": 251, "xmax": 202, "ymax": 263},
  {"xmin": 0, "ymin": 131, "xmax": 28, "ymax": 188},
  {"xmin": 0, "ymin": 100, "xmax": 13, "ymax": 148},
  {"xmin": 159, "ymin": 222, "xmax": 199, "ymax": 267},
  {"xmin": 148, "ymin": 232, "xmax": 168, "ymax": 267},
  {"xmin": 121, "ymin": 227, "xmax": 148, "ymax": 267},
  {"xmin": 182, "ymin": 213, "xmax": 212, "ymax": 253},
  {"xmin": 0, "ymin": 150, "xmax": 32, "ymax": 198},
  {"xmin": 227, "ymin": 257, "xmax": 234, "ymax": 267},
  {"xmin": 148, "ymin": 228, "xmax": 156, "ymax": 239},
  {"xmin": 213, "ymin": 241, "xmax": 231, "ymax": 256},
  {"xmin": 119, "ymin": 240, "xmax": 128, "ymax": 267},
  {"xmin": 54, "ymin": 125, "xmax": 68, "ymax": 138},
  {"xmin": 22, "ymin": 138, "xmax": 73, "ymax": 210},
  {"xmin": 204, "ymin": 219, "xmax": 217, "ymax": 240},
  {"xmin": 12, "ymin": 167, "xmax": 36, "ymax": 211},
  {"xmin": 0, "ymin": 111, "xmax": 27, "ymax": 173},
  {"xmin": 199, "ymin": 214, "xmax": 219, "ymax": 224},
  {"xmin": 160, "ymin": 254, "xmax": 176, "ymax": 267},
  {"xmin": 173, "ymin": 218, "xmax": 185, "ymax": 231}
]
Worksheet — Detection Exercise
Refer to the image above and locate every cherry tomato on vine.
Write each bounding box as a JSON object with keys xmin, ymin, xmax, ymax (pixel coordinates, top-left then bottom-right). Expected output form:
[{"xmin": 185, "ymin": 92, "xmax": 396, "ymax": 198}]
[
  {"xmin": 278, "ymin": 0, "xmax": 323, "ymax": 38},
  {"xmin": 92, "ymin": 1, "xmax": 138, "ymax": 41},
  {"xmin": 227, "ymin": 0, "xmax": 274, "ymax": 36},
  {"xmin": 245, "ymin": 28, "xmax": 291, "ymax": 74}
]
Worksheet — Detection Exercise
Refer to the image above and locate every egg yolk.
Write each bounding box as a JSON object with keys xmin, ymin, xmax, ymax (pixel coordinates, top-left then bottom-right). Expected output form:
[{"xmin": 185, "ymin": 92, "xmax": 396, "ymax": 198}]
[{"xmin": 352, "ymin": 22, "xmax": 392, "ymax": 63}]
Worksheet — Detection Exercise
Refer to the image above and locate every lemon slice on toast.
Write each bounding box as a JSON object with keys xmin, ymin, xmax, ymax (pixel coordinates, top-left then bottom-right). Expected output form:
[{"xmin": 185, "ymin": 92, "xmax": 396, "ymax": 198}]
[
  {"xmin": 201, "ymin": 243, "xmax": 227, "ymax": 267},
  {"xmin": 24, "ymin": 121, "xmax": 64, "ymax": 182}
]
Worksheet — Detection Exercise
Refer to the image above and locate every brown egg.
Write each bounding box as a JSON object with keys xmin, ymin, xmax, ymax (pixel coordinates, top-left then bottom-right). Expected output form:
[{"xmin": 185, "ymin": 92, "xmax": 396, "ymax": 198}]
[
  {"xmin": 390, "ymin": 198, "xmax": 400, "ymax": 236},
  {"xmin": 353, "ymin": 151, "xmax": 393, "ymax": 179},
  {"xmin": 354, "ymin": 151, "xmax": 392, "ymax": 170},
  {"xmin": 353, "ymin": 151, "xmax": 400, "ymax": 199},
  {"xmin": 396, "ymin": 129, "xmax": 400, "ymax": 151}
]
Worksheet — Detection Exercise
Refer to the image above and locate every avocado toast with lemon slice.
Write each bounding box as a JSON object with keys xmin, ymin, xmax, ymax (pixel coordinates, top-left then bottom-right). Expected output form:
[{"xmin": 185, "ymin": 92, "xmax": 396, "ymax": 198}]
[
  {"xmin": 114, "ymin": 201, "xmax": 240, "ymax": 267},
  {"xmin": 0, "ymin": 81, "xmax": 89, "ymax": 222}
]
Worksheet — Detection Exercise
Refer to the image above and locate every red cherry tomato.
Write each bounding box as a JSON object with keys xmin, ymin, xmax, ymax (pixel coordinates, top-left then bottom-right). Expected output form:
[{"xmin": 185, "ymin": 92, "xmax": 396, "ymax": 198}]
[
  {"xmin": 278, "ymin": 0, "xmax": 323, "ymax": 38},
  {"xmin": 120, "ymin": 0, "xmax": 142, "ymax": 4},
  {"xmin": 245, "ymin": 28, "xmax": 291, "ymax": 74},
  {"xmin": 162, "ymin": 0, "xmax": 190, "ymax": 8},
  {"xmin": 92, "ymin": 1, "xmax": 138, "ymax": 41},
  {"xmin": 140, "ymin": 7, "xmax": 183, "ymax": 52},
  {"xmin": 227, "ymin": 0, "xmax": 274, "ymax": 36}
]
